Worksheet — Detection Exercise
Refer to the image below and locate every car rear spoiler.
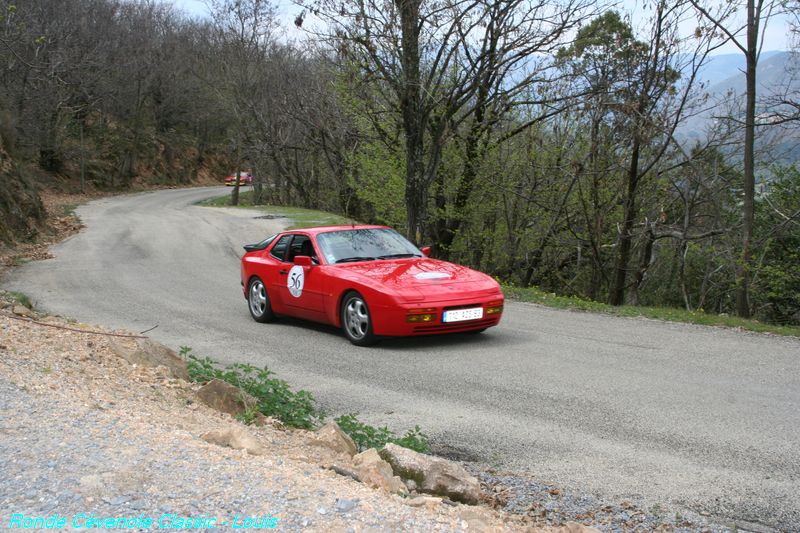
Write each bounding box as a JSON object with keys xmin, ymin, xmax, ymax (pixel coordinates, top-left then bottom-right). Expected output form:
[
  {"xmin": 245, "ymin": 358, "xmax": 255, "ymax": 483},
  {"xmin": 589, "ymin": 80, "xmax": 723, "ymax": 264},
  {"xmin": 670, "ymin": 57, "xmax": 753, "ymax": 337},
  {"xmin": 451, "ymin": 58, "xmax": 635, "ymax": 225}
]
[{"xmin": 244, "ymin": 240, "xmax": 270, "ymax": 252}]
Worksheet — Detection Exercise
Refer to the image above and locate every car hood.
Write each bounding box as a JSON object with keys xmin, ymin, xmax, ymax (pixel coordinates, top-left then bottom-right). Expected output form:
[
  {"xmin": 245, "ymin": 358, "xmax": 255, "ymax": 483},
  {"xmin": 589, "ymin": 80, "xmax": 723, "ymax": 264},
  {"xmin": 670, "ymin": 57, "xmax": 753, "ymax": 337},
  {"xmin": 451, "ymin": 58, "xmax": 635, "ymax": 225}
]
[{"xmin": 334, "ymin": 258, "xmax": 501, "ymax": 302}]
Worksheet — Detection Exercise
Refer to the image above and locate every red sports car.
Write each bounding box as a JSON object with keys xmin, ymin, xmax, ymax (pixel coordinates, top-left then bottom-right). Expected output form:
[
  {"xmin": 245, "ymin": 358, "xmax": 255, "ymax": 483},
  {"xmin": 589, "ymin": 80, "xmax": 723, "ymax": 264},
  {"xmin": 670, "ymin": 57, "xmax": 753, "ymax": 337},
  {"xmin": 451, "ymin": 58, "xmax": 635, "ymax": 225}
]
[
  {"xmin": 224, "ymin": 172, "xmax": 253, "ymax": 186},
  {"xmin": 240, "ymin": 225, "xmax": 504, "ymax": 345}
]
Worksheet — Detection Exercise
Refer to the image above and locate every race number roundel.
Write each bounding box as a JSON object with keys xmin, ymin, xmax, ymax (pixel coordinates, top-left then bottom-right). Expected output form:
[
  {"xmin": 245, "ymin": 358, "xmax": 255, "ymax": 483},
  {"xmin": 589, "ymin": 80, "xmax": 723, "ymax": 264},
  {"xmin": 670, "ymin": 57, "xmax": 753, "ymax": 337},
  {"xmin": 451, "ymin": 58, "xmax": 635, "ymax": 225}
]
[{"xmin": 287, "ymin": 265, "xmax": 305, "ymax": 298}]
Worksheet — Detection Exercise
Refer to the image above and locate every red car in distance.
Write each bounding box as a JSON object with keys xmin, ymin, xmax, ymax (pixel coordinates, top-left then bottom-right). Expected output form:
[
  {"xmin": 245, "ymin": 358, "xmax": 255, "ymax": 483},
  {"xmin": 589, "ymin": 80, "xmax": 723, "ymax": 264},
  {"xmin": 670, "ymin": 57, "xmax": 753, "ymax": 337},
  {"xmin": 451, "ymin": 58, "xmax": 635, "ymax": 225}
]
[
  {"xmin": 240, "ymin": 225, "xmax": 504, "ymax": 346},
  {"xmin": 224, "ymin": 172, "xmax": 253, "ymax": 186}
]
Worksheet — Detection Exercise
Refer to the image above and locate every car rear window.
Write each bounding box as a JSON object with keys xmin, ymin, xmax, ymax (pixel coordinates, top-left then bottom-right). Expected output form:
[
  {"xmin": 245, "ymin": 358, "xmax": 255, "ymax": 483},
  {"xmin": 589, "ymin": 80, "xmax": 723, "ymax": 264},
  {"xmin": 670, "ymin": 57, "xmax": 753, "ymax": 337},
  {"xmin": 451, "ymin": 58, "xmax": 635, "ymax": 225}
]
[{"xmin": 270, "ymin": 235, "xmax": 292, "ymax": 261}]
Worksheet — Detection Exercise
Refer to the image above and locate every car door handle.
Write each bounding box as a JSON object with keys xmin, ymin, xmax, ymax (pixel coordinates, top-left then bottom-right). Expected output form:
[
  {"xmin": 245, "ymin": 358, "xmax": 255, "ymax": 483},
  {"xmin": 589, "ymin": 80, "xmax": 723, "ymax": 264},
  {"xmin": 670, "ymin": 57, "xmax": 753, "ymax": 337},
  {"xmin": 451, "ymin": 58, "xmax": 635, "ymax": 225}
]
[{"xmin": 279, "ymin": 270, "xmax": 288, "ymax": 275}]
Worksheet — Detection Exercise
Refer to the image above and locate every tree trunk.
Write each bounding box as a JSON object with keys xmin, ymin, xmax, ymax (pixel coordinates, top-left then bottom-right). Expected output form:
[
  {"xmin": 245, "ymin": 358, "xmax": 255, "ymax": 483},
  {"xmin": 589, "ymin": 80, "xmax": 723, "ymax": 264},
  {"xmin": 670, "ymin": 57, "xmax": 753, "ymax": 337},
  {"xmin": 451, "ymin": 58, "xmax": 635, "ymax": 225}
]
[
  {"xmin": 737, "ymin": 0, "xmax": 757, "ymax": 318},
  {"xmin": 396, "ymin": 0, "xmax": 425, "ymax": 243},
  {"xmin": 609, "ymin": 138, "xmax": 641, "ymax": 305}
]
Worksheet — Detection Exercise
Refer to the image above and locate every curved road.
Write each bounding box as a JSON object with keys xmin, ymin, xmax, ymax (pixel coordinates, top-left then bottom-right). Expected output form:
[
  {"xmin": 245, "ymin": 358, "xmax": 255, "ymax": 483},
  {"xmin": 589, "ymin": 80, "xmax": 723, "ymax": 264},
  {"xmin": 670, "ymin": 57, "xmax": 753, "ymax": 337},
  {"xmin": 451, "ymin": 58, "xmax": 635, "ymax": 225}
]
[{"xmin": 4, "ymin": 187, "xmax": 799, "ymax": 529}]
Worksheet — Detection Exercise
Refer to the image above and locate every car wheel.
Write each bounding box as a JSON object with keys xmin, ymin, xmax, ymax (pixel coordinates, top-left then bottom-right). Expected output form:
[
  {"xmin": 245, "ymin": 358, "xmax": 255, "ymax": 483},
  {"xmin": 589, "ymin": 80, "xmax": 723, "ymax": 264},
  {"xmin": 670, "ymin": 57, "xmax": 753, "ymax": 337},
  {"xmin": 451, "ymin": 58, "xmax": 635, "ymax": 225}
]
[
  {"xmin": 341, "ymin": 292, "xmax": 377, "ymax": 346},
  {"xmin": 248, "ymin": 277, "xmax": 275, "ymax": 323}
]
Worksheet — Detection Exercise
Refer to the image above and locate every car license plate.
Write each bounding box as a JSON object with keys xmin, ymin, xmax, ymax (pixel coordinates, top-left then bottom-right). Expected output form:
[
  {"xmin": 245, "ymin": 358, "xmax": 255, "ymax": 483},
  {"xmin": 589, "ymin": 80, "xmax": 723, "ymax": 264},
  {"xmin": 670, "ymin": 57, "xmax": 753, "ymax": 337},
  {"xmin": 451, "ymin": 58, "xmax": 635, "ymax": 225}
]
[{"xmin": 442, "ymin": 307, "xmax": 483, "ymax": 323}]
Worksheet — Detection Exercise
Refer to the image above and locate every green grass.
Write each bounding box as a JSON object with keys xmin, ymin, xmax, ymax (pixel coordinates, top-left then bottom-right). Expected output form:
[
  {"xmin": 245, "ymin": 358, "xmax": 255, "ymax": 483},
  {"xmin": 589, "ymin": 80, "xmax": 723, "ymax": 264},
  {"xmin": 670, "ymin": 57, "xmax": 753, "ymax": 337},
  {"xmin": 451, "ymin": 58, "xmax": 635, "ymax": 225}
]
[
  {"xmin": 3, "ymin": 290, "xmax": 33, "ymax": 309},
  {"xmin": 505, "ymin": 284, "xmax": 800, "ymax": 337},
  {"xmin": 197, "ymin": 191, "xmax": 355, "ymax": 229}
]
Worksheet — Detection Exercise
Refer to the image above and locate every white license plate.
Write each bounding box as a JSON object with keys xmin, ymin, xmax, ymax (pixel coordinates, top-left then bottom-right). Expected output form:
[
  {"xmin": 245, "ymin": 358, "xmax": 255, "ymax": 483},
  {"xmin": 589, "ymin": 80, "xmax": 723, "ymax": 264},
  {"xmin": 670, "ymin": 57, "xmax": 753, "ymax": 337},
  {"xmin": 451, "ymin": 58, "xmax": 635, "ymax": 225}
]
[{"xmin": 442, "ymin": 307, "xmax": 483, "ymax": 323}]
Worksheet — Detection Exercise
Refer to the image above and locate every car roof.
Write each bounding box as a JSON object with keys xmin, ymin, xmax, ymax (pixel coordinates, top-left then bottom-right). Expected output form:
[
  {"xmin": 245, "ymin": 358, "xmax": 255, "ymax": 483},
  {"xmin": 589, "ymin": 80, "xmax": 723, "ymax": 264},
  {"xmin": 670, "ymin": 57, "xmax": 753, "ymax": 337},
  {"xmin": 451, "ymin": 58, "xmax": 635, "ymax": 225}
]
[{"xmin": 283, "ymin": 225, "xmax": 390, "ymax": 236}]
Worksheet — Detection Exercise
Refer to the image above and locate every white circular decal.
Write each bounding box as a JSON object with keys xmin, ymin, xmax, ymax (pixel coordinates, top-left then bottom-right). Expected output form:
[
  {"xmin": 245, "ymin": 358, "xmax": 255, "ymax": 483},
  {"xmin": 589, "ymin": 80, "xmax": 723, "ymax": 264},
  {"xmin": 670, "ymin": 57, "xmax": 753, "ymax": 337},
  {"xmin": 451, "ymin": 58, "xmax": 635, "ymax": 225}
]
[
  {"xmin": 414, "ymin": 272, "xmax": 451, "ymax": 280},
  {"xmin": 287, "ymin": 265, "xmax": 305, "ymax": 297}
]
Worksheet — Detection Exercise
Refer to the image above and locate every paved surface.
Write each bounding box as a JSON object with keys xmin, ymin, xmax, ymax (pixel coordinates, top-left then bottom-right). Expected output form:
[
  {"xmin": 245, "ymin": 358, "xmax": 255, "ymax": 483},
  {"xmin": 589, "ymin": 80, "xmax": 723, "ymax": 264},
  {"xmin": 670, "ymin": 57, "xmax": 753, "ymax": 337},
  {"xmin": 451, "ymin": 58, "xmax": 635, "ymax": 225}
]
[{"xmin": 3, "ymin": 187, "xmax": 799, "ymax": 530}]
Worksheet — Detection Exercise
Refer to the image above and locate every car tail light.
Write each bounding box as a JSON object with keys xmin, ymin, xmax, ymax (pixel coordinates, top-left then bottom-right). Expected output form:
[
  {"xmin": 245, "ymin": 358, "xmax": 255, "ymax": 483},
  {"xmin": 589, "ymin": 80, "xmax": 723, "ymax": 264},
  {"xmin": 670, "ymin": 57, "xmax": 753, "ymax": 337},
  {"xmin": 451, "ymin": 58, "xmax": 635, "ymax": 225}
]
[
  {"xmin": 406, "ymin": 308, "xmax": 437, "ymax": 323},
  {"xmin": 485, "ymin": 300, "xmax": 503, "ymax": 315}
]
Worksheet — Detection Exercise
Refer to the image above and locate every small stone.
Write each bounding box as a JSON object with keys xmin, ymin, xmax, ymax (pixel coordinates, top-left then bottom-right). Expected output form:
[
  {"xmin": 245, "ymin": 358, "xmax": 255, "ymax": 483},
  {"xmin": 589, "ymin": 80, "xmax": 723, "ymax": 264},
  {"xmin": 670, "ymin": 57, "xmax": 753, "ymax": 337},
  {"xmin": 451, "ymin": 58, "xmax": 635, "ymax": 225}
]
[
  {"xmin": 201, "ymin": 426, "xmax": 265, "ymax": 455},
  {"xmin": 13, "ymin": 305, "xmax": 34, "ymax": 318},
  {"xmin": 308, "ymin": 421, "xmax": 357, "ymax": 457},
  {"xmin": 334, "ymin": 498, "xmax": 358, "ymax": 513},
  {"xmin": 129, "ymin": 500, "xmax": 147, "ymax": 510},
  {"xmin": 316, "ymin": 507, "xmax": 327, "ymax": 515}
]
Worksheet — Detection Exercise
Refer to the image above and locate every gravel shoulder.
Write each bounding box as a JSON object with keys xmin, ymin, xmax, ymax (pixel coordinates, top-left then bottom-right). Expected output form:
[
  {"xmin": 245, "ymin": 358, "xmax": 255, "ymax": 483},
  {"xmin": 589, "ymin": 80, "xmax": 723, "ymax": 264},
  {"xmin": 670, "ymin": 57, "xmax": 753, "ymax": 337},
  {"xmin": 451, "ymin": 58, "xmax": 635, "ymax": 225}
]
[{"xmin": 0, "ymin": 309, "xmax": 543, "ymax": 532}]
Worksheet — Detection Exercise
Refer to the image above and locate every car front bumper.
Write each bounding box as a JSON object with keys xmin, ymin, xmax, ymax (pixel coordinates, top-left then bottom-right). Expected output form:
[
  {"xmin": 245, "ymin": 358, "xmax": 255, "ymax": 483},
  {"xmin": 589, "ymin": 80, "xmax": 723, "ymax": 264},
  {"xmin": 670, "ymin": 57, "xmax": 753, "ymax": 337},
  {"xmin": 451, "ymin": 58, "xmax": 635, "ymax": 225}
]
[{"xmin": 371, "ymin": 294, "xmax": 503, "ymax": 337}]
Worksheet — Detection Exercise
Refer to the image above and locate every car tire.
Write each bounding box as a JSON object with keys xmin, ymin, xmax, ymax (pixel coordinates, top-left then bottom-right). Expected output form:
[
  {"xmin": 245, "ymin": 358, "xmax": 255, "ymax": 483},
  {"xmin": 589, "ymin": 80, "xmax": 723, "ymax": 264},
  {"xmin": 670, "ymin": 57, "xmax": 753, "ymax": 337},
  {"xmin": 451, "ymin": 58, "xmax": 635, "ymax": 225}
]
[
  {"xmin": 247, "ymin": 277, "xmax": 275, "ymax": 323},
  {"xmin": 341, "ymin": 291, "xmax": 377, "ymax": 346}
]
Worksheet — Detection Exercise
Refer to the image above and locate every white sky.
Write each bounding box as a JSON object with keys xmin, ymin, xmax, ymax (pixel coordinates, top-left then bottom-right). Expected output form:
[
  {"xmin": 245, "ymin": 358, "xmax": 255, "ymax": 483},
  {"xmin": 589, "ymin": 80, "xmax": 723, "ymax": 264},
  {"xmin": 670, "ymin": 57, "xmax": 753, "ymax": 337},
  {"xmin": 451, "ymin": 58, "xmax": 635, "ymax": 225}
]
[{"xmin": 171, "ymin": 0, "xmax": 794, "ymax": 55}]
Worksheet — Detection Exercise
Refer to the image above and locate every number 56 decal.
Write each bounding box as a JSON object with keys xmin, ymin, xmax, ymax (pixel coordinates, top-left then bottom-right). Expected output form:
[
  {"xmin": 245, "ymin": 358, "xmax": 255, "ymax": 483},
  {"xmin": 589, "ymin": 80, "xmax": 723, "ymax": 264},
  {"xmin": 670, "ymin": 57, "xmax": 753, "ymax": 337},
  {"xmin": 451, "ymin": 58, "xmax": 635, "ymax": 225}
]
[{"xmin": 287, "ymin": 265, "xmax": 305, "ymax": 298}]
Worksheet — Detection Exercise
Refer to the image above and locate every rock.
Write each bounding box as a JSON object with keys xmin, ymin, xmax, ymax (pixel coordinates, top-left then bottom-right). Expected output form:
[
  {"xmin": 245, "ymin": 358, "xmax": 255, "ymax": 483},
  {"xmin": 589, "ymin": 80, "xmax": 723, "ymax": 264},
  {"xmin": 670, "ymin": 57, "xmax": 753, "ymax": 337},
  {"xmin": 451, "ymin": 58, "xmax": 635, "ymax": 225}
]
[
  {"xmin": 405, "ymin": 495, "xmax": 442, "ymax": 508},
  {"xmin": 308, "ymin": 421, "xmax": 357, "ymax": 457},
  {"xmin": 379, "ymin": 443, "xmax": 482, "ymax": 505},
  {"xmin": 200, "ymin": 426, "xmax": 264, "ymax": 455},
  {"xmin": 334, "ymin": 498, "xmax": 358, "ymax": 513},
  {"xmin": 196, "ymin": 379, "xmax": 258, "ymax": 417},
  {"xmin": 352, "ymin": 448, "xmax": 408, "ymax": 495},
  {"xmin": 109, "ymin": 338, "xmax": 188, "ymax": 380},
  {"xmin": 12, "ymin": 304, "xmax": 33, "ymax": 317}
]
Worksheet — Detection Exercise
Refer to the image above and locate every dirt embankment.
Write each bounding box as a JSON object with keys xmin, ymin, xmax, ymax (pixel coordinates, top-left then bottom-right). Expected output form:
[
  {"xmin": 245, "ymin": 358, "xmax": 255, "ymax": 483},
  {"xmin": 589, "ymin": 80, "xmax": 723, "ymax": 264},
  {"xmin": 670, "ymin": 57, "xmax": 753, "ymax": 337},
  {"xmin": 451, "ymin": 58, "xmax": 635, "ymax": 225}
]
[{"xmin": 0, "ymin": 295, "xmax": 599, "ymax": 533}]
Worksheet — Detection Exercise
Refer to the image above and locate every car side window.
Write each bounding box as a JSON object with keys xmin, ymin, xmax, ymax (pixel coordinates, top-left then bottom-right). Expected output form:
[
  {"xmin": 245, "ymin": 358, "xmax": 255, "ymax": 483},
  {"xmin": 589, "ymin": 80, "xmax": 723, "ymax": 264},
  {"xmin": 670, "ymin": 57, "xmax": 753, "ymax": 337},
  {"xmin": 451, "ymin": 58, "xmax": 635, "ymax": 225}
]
[
  {"xmin": 287, "ymin": 235, "xmax": 319, "ymax": 264},
  {"xmin": 270, "ymin": 235, "xmax": 292, "ymax": 262}
]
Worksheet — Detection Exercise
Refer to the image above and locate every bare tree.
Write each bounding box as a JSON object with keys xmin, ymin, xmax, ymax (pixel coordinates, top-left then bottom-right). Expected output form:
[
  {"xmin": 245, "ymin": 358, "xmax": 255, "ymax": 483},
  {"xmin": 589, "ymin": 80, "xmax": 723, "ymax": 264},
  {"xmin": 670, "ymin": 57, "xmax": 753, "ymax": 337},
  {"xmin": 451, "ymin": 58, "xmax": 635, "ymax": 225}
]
[
  {"xmin": 297, "ymin": 0, "xmax": 592, "ymax": 242},
  {"xmin": 688, "ymin": 0, "xmax": 780, "ymax": 317}
]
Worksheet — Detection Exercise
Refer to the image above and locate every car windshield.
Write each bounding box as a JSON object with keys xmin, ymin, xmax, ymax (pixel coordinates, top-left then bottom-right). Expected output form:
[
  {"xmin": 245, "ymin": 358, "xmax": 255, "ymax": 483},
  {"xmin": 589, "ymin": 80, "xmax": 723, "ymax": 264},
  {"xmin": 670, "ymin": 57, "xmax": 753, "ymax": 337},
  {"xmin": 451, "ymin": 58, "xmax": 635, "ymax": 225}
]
[{"xmin": 316, "ymin": 228, "xmax": 422, "ymax": 264}]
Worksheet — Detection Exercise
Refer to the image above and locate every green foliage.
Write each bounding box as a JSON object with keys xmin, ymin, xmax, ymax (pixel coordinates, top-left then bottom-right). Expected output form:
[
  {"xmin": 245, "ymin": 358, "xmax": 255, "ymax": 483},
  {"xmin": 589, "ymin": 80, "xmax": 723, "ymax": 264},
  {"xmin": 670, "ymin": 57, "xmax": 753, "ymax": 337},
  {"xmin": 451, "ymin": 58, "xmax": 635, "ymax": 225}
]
[
  {"xmin": 753, "ymin": 165, "xmax": 800, "ymax": 324},
  {"xmin": 182, "ymin": 348, "xmax": 431, "ymax": 451},
  {"xmin": 184, "ymin": 350, "xmax": 322, "ymax": 430},
  {"xmin": 350, "ymin": 142, "xmax": 406, "ymax": 227},
  {"xmin": 506, "ymin": 284, "xmax": 800, "ymax": 337},
  {"xmin": 335, "ymin": 414, "xmax": 430, "ymax": 454},
  {"xmin": 5, "ymin": 291, "xmax": 33, "ymax": 309}
]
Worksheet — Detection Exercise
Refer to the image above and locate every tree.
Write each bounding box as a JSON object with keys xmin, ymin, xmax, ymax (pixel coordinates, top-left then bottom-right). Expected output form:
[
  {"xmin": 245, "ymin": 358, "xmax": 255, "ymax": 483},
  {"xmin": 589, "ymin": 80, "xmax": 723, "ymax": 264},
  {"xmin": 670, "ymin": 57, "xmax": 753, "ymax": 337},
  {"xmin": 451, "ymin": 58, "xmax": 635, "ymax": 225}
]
[
  {"xmin": 561, "ymin": 3, "xmax": 717, "ymax": 306},
  {"xmin": 688, "ymin": 0, "xmax": 779, "ymax": 317},
  {"xmin": 297, "ymin": 0, "xmax": 591, "ymax": 242}
]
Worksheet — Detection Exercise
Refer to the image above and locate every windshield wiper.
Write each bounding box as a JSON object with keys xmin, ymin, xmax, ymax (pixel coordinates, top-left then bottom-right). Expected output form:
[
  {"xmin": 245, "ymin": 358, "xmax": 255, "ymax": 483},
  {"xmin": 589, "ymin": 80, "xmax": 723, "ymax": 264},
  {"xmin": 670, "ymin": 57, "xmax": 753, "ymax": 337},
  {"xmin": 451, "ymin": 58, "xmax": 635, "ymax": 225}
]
[
  {"xmin": 377, "ymin": 253, "xmax": 420, "ymax": 260},
  {"xmin": 335, "ymin": 256, "xmax": 376, "ymax": 263}
]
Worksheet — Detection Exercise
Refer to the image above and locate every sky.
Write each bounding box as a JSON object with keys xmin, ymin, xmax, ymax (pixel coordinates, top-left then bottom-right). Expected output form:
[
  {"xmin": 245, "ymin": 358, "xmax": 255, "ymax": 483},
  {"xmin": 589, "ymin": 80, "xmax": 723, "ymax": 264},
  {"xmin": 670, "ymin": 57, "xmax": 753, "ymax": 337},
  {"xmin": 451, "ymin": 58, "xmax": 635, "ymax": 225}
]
[{"xmin": 171, "ymin": 0, "xmax": 794, "ymax": 55}]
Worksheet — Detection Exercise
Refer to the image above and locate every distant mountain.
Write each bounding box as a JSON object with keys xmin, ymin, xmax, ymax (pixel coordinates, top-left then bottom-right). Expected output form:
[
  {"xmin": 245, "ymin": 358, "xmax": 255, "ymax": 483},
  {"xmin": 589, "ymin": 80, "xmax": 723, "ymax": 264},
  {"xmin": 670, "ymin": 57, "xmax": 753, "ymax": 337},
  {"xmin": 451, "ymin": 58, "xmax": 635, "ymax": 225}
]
[
  {"xmin": 694, "ymin": 51, "xmax": 783, "ymax": 88},
  {"xmin": 677, "ymin": 50, "xmax": 800, "ymax": 161}
]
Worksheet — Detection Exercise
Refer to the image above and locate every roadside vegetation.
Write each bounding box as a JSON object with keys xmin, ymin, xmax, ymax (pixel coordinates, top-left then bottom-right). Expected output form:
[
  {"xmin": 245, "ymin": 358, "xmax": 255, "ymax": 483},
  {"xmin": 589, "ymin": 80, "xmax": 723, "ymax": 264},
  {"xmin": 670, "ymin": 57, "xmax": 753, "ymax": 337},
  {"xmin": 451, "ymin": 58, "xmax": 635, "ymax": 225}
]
[
  {"xmin": 1, "ymin": 290, "xmax": 33, "ymax": 309},
  {"xmin": 182, "ymin": 348, "xmax": 431, "ymax": 453},
  {"xmin": 198, "ymin": 192, "xmax": 354, "ymax": 229},
  {"xmin": 506, "ymin": 285, "xmax": 800, "ymax": 337}
]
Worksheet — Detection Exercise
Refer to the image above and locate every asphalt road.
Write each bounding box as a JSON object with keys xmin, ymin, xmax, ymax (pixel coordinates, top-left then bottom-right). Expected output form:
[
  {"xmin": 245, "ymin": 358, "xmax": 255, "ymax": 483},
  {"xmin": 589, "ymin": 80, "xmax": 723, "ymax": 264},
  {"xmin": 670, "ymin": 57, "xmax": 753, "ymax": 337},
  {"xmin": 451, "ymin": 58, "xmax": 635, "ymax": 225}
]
[{"xmin": 3, "ymin": 187, "xmax": 799, "ymax": 530}]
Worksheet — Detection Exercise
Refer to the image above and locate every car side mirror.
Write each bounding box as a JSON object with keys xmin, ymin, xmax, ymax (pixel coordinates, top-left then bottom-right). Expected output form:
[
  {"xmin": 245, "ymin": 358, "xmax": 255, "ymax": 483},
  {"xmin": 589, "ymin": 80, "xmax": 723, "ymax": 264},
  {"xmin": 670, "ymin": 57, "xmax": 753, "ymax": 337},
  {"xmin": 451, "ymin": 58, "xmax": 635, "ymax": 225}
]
[
  {"xmin": 294, "ymin": 255, "xmax": 313, "ymax": 267},
  {"xmin": 420, "ymin": 246, "xmax": 431, "ymax": 257}
]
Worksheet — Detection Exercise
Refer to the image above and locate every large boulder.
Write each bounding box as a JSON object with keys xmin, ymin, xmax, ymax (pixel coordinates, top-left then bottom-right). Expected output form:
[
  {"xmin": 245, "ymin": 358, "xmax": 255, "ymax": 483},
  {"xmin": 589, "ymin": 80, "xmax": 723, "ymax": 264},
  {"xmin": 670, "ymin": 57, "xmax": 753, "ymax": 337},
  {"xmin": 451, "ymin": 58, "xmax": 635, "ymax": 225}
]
[
  {"xmin": 196, "ymin": 379, "xmax": 257, "ymax": 417},
  {"xmin": 308, "ymin": 421, "xmax": 357, "ymax": 457},
  {"xmin": 379, "ymin": 443, "xmax": 482, "ymax": 505},
  {"xmin": 109, "ymin": 338, "xmax": 188, "ymax": 380},
  {"xmin": 352, "ymin": 448, "xmax": 407, "ymax": 495},
  {"xmin": 200, "ymin": 426, "xmax": 264, "ymax": 455}
]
